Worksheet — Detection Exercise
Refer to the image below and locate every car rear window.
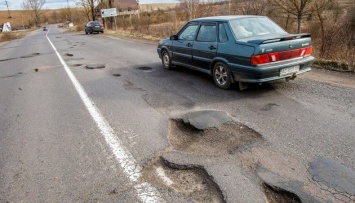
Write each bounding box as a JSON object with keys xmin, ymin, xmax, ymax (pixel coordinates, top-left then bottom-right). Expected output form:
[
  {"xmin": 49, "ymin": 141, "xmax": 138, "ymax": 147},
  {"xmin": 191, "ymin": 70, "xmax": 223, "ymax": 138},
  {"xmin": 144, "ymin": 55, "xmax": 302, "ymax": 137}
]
[
  {"xmin": 229, "ymin": 17, "xmax": 286, "ymax": 39},
  {"xmin": 91, "ymin": 22, "xmax": 101, "ymax": 25}
]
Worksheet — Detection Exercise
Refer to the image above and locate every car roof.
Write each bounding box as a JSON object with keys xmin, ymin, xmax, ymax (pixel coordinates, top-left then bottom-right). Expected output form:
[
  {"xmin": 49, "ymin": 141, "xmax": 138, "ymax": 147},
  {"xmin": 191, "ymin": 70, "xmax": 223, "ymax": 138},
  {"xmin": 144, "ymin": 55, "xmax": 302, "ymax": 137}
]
[{"xmin": 191, "ymin": 15, "xmax": 266, "ymax": 22}]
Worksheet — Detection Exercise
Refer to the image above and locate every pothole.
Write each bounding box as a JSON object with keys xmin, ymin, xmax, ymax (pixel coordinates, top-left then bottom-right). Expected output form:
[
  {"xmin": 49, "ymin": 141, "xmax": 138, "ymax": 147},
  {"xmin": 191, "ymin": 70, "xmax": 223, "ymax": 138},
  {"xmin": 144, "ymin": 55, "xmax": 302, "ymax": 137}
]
[
  {"xmin": 0, "ymin": 57, "xmax": 16, "ymax": 62},
  {"xmin": 65, "ymin": 57, "xmax": 84, "ymax": 61},
  {"xmin": 142, "ymin": 157, "xmax": 225, "ymax": 203},
  {"xmin": 136, "ymin": 66, "xmax": 153, "ymax": 72},
  {"xmin": 72, "ymin": 64, "xmax": 82, "ymax": 67},
  {"xmin": 263, "ymin": 183, "xmax": 302, "ymax": 203},
  {"xmin": 85, "ymin": 64, "xmax": 105, "ymax": 69},
  {"xmin": 20, "ymin": 53, "xmax": 40, "ymax": 58},
  {"xmin": 66, "ymin": 53, "xmax": 74, "ymax": 57},
  {"xmin": 112, "ymin": 73, "xmax": 121, "ymax": 77},
  {"xmin": 34, "ymin": 69, "xmax": 39, "ymax": 72},
  {"xmin": 0, "ymin": 72, "xmax": 23, "ymax": 79},
  {"xmin": 168, "ymin": 119, "xmax": 263, "ymax": 155}
]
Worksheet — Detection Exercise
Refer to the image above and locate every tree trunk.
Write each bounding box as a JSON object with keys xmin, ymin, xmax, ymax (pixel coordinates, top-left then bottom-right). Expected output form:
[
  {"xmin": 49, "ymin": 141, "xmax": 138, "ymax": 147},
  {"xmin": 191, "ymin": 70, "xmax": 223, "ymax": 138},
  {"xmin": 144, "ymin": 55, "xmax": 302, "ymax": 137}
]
[{"xmin": 297, "ymin": 15, "xmax": 302, "ymax": 33}]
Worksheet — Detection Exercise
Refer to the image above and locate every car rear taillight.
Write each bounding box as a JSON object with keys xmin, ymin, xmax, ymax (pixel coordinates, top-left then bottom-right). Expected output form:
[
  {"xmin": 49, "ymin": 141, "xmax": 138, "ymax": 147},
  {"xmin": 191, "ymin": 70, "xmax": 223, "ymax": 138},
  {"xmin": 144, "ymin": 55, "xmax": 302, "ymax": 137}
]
[
  {"xmin": 251, "ymin": 46, "xmax": 312, "ymax": 65},
  {"xmin": 90, "ymin": 25, "xmax": 94, "ymax": 28}
]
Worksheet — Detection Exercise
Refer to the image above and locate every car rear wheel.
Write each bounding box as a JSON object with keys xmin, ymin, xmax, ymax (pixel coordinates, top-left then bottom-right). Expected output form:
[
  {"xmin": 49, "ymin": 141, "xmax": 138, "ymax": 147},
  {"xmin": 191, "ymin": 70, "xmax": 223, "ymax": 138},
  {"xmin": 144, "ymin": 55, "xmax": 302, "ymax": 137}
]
[
  {"xmin": 161, "ymin": 50, "xmax": 172, "ymax": 70},
  {"xmin": 213, "ymin": 62, "xmax": 231, "ymax": 89},
  {"xmin": 85, "ymin": 31, "xmax": 88, "ymax": 35}
]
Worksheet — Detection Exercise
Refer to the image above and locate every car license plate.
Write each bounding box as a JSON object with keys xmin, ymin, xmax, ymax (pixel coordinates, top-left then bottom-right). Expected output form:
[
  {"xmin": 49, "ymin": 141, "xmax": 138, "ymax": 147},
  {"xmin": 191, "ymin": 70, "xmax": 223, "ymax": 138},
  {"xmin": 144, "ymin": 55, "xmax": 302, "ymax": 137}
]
[
  {"xmin": 95, "ymin": 26, "xmax": 100, "ymax": 27},
  {"xmin": 280, "ymin": 66, "xmax": 300, "ymax": 76}
]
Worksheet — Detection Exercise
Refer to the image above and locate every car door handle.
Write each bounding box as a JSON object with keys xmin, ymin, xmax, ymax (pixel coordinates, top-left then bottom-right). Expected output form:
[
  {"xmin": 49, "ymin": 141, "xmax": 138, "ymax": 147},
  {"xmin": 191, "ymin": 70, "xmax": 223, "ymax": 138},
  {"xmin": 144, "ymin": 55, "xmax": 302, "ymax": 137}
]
[
  {"xmin": 209, "ymin": 45, "xmax": 217, "ymax": 50},
  {"xmin": 187, "ymin": 43, "xmax": 193, "ymax": 47}
]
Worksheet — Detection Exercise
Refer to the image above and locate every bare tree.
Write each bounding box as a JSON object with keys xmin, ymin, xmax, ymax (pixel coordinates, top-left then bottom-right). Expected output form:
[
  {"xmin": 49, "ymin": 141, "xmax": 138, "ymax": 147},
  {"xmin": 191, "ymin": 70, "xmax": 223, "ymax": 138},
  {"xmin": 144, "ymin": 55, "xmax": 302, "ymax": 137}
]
[
  {"xmin": 270, "ymin": 0, "xmax": 313, "ymax": 33},
  {"xmin": 78, "ymin": 0, "xmax": 100, "ymax": 21},
  {"xmin": 241, "ymin": 0, "xmax": 268, "ymax": 15},
  {"xmin": 179, "ymin": 0, "xmax": 199, "ymax": 20},
  {"xmin": 312, "ymin": 0, "xmax": 335, "ymax": 57},
  {"xmin": 21, "ymin": 0, "xmax": 46, "ymax": 26}
]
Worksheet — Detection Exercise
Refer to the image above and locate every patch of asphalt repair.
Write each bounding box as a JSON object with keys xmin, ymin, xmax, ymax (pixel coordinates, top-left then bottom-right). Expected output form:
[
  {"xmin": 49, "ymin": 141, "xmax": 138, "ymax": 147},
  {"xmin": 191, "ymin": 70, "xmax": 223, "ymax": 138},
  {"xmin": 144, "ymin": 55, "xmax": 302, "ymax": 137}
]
[
  {"xmin": 308, "ymin": 157, "xmax": 355, "ymax": 202},
  {"xmin": 85, "ymin": 64, "xmax": 106, "ymax": 69},
  {"xmin": 168, "ymin": 110, "xmax": 263, "ymax": 155},
  {"xmin": 141, "ymin": 157, "xmax": 225, "ymax": 203}
]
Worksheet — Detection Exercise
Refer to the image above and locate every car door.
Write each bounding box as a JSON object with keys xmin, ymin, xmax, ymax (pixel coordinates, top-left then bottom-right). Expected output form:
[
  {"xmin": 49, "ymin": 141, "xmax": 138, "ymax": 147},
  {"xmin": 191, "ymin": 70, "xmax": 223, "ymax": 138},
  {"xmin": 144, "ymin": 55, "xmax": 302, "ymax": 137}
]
[
  {"xmin": 192, "ymin": 22, "xmax": 218, "ymax": 70},
  {"xmin": 171, "ymin": 22, "xmax": 199, "ymax": 65}
]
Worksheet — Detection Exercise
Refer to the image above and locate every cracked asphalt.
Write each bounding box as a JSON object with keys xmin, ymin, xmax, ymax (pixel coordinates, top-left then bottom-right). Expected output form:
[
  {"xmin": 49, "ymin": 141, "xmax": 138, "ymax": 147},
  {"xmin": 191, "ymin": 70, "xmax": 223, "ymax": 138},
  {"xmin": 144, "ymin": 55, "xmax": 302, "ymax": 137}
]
[{"xmin": 0, "ymin": 26, "xmax": 354, "ymax": 202}]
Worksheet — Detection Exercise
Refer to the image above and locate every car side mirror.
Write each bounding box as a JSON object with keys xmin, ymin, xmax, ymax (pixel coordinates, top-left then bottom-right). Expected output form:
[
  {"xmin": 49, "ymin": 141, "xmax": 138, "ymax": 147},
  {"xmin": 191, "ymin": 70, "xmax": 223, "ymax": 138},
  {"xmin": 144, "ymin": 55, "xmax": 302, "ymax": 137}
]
[{"xmin": 170, "ymin": 35, "xmax": 178, "ymax": 40}]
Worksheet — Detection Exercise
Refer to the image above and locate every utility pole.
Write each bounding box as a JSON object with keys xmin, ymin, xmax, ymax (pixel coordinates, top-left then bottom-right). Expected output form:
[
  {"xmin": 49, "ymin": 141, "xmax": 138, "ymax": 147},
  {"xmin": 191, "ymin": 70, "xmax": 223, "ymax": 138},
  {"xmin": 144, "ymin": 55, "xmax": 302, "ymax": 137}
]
[{"xmin": 4, "ymin": 0, "xmax": 12, "ymax": 18}]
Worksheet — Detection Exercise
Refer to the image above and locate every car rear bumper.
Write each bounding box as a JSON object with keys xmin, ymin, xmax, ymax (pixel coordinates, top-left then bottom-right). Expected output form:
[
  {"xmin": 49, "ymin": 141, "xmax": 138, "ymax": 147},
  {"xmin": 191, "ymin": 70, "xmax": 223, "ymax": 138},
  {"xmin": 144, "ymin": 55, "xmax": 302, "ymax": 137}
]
[{"xmin": 229, "ymin": 56, "xmax": 314, "ymax": 83}]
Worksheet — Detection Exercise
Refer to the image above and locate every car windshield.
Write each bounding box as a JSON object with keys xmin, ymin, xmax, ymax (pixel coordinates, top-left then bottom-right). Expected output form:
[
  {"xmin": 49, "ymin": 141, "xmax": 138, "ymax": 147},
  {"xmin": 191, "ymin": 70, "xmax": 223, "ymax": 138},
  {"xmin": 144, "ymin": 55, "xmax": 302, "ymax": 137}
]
[{"xmin": 229, "ymin": 17, "xmax": 287, "ymax": 39}]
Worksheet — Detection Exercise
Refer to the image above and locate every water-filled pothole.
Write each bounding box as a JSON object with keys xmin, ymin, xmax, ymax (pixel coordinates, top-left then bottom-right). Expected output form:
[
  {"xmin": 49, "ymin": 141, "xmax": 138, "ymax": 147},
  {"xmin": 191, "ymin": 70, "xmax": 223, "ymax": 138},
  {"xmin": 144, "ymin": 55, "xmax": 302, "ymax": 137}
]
[
  {"xmin": 168, "ymin": 119, "xmax": 263, "ymax": 155},
  {"xmin": 142, "ymin": 157, "xmax": 225, "ymax": 203},
  {"xmin": 263, "ymin": 183, "xmax": 302, "ymax": 203}
]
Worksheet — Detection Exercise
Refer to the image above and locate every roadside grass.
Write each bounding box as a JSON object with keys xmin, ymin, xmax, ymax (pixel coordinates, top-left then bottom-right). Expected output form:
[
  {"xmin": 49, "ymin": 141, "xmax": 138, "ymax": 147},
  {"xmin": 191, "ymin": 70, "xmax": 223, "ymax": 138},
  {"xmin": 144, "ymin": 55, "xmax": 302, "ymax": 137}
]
[
  {"xmin": 313, "ymin": 59, "xmax": 355, "ymax": 73},
  {"xmin": 0, "ymin": 31, "xmax": 27, "ymax": 43}
]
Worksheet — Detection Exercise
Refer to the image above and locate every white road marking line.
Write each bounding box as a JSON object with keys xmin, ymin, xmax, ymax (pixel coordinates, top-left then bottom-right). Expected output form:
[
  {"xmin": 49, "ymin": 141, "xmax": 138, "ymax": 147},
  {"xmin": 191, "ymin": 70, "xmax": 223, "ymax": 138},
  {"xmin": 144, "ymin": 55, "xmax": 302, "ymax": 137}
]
[
  {"xmin": 156, "ymin": 167, "xmax": 174, "ymax": 186},
  {"xmin": 45, "ymin": 31, "xmax": 164, "ymax": 203}
]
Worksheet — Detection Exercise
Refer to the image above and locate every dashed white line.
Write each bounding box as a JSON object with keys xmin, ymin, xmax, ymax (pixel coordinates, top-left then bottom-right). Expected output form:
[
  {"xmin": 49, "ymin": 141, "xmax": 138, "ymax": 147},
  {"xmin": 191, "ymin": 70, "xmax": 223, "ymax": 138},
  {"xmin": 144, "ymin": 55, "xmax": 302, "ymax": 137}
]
[{"xmin": 46, "ymin": 30, "xmax": 164, "ymax": 203}]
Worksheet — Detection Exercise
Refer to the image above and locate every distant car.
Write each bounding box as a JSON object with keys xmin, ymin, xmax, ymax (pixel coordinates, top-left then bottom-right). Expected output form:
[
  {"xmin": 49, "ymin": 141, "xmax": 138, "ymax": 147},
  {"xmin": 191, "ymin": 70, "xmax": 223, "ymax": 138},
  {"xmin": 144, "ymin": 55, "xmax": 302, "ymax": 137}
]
[
  {"xmin": 43, "ymin": 27, "xmax": 48, "ymax": 31},
  {"xmin": 85, "ymin": 21, "xmax": 104, "ymax": 34},
  {"xmin": 157, "ymin": 15, "xmax": 314, "ymax": 89}
]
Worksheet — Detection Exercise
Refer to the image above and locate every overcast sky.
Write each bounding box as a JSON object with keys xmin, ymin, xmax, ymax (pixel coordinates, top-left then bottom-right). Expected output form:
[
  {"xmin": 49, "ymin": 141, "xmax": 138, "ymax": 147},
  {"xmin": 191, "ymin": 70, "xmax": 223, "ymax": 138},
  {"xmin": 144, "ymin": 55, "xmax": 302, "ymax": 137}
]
[{"xmin": 0, "ymin": 0, "xmax": 177, "ymax": 10}]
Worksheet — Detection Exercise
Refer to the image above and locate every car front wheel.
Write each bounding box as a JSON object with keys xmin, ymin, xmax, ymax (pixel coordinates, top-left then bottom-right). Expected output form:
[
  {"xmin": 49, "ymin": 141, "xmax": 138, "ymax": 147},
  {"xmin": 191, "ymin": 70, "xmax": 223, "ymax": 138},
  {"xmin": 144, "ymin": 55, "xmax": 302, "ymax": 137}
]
[
  {"xmin": 161, "ymin": 50, "xmax": 172, "ymax": 70},
  {"xmin": 213, "ymin": 62, "xmax": 231, "ymax": 89}
]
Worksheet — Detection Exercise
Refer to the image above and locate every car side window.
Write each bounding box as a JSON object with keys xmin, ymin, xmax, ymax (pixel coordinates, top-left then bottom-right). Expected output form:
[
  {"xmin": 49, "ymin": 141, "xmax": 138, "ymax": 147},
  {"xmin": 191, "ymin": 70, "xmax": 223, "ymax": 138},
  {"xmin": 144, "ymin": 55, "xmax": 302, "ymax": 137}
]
[
  {"xmin": 196, "ymin": 23, "xmax": 217, "ymax": 42},
  {"xmin": 178, "ymin": 23, "xmax": 199, "ymax": 41},
  {"xmin": 218, "ymin": 23, "xmax": 228, "ymax": 43}
]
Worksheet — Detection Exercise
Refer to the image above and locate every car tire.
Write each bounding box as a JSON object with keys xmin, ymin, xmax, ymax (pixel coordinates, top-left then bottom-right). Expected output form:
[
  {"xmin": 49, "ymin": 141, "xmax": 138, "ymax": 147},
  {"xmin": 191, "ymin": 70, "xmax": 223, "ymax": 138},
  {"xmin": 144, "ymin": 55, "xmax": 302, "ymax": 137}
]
[
  {"xmin": 85, "ymin": 31, "xmax": 88, "ymax": 35},
  {"xmin": 213, "ymin": 62, "xmax": 231, "ymax": 89},
  {"xmin": 161, "ymin": 50, "xmax": 172, "ymax": 70},
  {"xmin": 101, "ymin": 31, "xmax": 104, "ymax": 33}
]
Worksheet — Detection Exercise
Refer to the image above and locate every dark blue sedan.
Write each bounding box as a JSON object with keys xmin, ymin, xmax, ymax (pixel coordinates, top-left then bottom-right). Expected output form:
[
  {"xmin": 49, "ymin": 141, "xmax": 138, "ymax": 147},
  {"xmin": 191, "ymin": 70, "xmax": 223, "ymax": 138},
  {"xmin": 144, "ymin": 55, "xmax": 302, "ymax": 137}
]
[{"xmin": 157, "ymin": 16, "xmax": 314, "ymax": 90}]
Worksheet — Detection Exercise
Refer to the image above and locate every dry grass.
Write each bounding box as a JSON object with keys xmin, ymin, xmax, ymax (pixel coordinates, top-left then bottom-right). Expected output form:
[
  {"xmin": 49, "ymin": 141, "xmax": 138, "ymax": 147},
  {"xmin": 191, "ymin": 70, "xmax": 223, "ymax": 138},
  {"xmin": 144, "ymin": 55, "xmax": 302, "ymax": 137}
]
[{"xmin": 0, "ymin": 31, "xmax": 27, "ymax": 42}]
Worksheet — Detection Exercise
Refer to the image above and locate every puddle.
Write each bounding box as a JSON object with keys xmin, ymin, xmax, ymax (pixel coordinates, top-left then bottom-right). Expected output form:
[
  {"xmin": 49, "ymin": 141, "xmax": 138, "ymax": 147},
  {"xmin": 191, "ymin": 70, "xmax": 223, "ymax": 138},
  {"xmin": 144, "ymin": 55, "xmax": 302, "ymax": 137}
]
[
  {"xmin": 20, "ymin": 53, "xmax": 40, "ymax": 58},
  {"xmin": 142, "ymin": 157, "xmax": 225, "ymax": 203},
  {"xmin": 263, "ymin": 183, "xmax": 302, "ymax": 203},
  {"xmin": 168, "ymin": 119, "xmax": 263, "ymax": 155}
]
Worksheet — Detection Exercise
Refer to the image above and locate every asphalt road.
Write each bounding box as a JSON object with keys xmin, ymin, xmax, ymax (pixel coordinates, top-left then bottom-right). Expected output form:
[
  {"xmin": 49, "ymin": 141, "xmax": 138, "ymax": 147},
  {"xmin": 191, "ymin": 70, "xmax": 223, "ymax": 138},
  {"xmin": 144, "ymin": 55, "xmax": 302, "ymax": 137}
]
[{"xmin": 0, "ymin": 27, "xmax": 354, "ymax": 202}]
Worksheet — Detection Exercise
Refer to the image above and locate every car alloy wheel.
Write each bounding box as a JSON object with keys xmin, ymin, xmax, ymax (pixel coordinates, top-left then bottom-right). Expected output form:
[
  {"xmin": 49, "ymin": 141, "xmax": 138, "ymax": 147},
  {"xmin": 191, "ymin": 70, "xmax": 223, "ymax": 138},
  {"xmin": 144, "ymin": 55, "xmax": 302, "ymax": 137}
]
[
  {"xmin": 213, "ymin": 62, "xmax": 231, "ymax": 89},
  {"xmin": 162, "ymin": 50, "xmax": 172, "ymax": 69}
]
